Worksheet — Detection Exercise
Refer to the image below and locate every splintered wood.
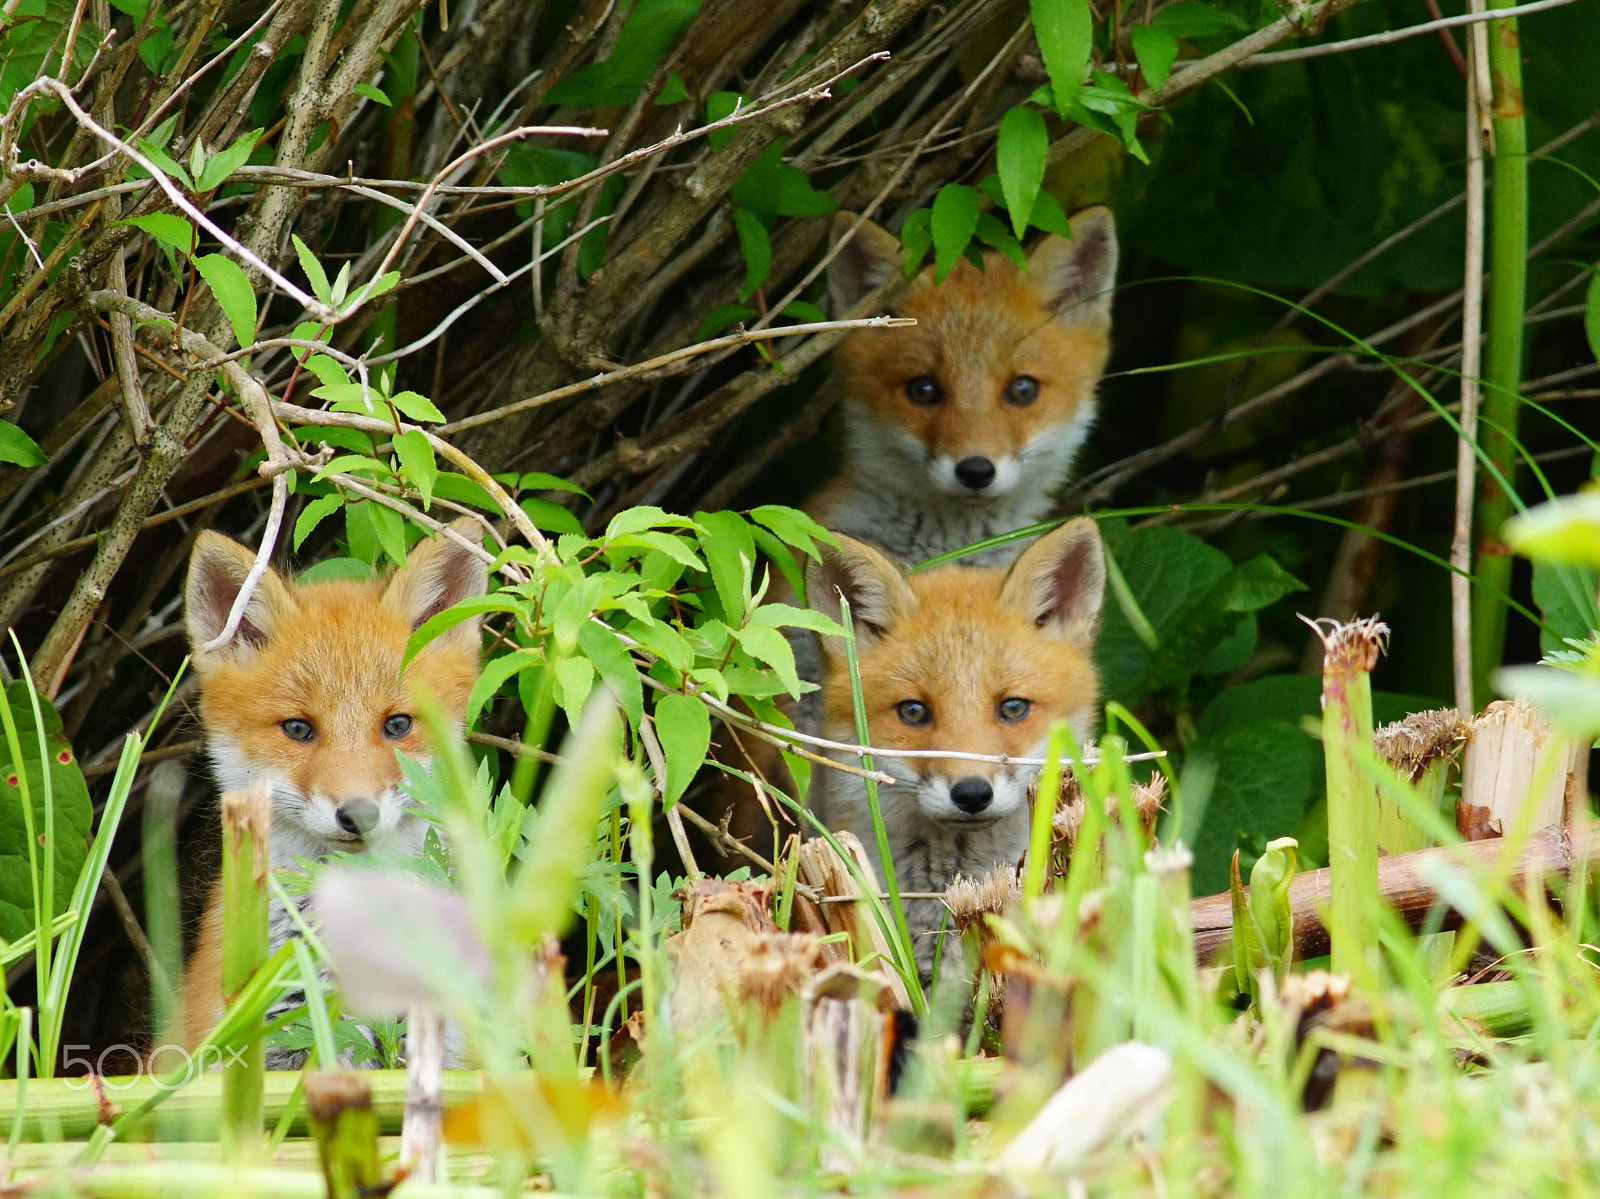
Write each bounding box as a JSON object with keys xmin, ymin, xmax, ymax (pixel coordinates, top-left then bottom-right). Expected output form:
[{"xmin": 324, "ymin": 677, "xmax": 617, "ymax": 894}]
[{"xmin": 1462, "ymin": 700, "xmax": 1584, "ymax": 833}]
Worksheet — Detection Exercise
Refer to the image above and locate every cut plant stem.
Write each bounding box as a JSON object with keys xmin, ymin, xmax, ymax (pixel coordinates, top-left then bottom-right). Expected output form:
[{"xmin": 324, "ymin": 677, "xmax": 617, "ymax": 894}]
[
  {"xmin": 305, "ymin": 1072, "xmax": 383, "ymax": 1199},
  {"xmin": 220, "ymin": 782, "xmax": 272, "ymax": 1164},
  {"xmin": 1469, "ymin": 0, "xmax": 1531, "ymax": 708},
  {"xmin": 1309, "ymin": 616, "xmax": 1389, "ymax": 992}
]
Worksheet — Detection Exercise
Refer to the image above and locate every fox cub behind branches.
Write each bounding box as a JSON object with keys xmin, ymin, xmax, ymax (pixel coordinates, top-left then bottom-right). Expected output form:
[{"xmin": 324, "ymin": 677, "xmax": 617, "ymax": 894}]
[
  {"xmin": 173, "ymin": 522, "xmax": 486, "ymax": 1067},
  {"xmin": 806, "ymin": 517, "xmax": 1106, "ymax": 983},
  {"xmin": 812, "ymin": 208, "xmax": 1118, "ymax": 568}
]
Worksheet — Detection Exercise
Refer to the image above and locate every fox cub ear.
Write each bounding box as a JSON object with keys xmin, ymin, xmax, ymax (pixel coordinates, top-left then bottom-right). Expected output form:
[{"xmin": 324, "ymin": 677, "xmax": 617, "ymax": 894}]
[
  {"xmin": 385, "ymin": 518, "xmax": 489, "ymax": 648},
  {"xmin": 827, "ymin": 212, "xmax": 903, "ymax": 314},
  {"xmin": 1000, "ymin": 517, "xmax": 1106, "ymax": 646},
  {"xmin": 806, "ymin": 534, "xmax": 917, "ymax": 651},
  {"xmin": 185, "ymin": 531, "xmax": 296, "ymax": 669},
  {"xmin": 1027, "ymin": 205, "xmax": 1118, "ymax": 331}
]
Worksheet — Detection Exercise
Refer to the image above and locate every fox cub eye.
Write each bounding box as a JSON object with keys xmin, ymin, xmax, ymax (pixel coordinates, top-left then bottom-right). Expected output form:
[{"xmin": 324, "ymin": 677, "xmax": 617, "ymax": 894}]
[
  {"xmin": 382, "ymin": 714, "xmax": 414, "ymax": 739},
  {"xmin": 903, "ymin": 375, "xmax": 943, "ymax": 407},
  {"xmin": 896, "ymin": 700, "xmax": 932, "ymax": 725},
  {"xmin": 281, "ymin": 718, "xmax": 316, "ymax": 742},
  {"xmin": 1005, "ymin": 375, "xmax": 1040, "ymax": 406},
  {"xmin": 997, "ymin": 698, "xmax": 1031, "ymax": 722}
]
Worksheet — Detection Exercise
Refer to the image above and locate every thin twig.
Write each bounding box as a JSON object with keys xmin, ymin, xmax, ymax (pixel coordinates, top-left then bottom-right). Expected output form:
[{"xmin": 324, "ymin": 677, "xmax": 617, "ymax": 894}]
[{"xmin": 1241, "ymin": 0, "xmax": 1581, "ymax": 65}]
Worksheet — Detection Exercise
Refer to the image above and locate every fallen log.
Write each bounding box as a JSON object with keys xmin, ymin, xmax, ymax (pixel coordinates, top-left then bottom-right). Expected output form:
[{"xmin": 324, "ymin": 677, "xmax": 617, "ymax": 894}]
[{"xmin": 1189, "ymin": 823, "xmax": 1600, "ymax": 963}]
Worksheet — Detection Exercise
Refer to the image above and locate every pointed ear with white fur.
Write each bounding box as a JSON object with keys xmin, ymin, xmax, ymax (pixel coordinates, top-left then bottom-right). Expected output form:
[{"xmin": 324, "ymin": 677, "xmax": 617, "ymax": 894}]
[
  {"xmin": 384, "ymin": 519, "xmax": 489, "ymax": 649},
  {"xmin": 827, "ymin": 212, "xmax": 904, "ymax": 314},
  {"xmin": 805, "ymin": 534, "xmax": 916, "ymax": 652},
  {"xmin": 185, "ymin": 531, "xmax": 295, "ymax": 671},
  {"xmin": 999, "ymin": 518, "xmax": 1106, "ymax": 646},
  {"xmin": 1026, "ymin": 205, "xmax": 1119, "ymax": 330}
]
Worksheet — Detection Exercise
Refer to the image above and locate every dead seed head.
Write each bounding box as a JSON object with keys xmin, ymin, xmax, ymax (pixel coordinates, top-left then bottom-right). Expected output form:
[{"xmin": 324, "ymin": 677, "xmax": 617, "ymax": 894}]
[
  {"xmin": 1144, "ymin": 840, "xmax": 1193, "ymax": 877},
  {"xmin": 1300, "ymin": 614, "xmax": 1390, "ymax": 673},
  {"xmin": 736, "ymin": 932, "xmax": 824, "ymax": 1012},
  {"xmin": 1375, "ymin": 708, "xmax": 1469, "ymax": 782},
  {"xmin": 943, "ymin": 865, "xmax": 1022, "ymax": 933}
]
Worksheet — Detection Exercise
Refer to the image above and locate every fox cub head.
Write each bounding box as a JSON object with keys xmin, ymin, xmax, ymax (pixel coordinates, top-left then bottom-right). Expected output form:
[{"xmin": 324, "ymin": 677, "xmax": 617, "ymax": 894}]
[
  {"xmin": 185, "ymin": 522, "xmax": 487, "ymax": 859},
  {"xmin": 808, "ymin": 518, "xmax": 1105, "ymax": 836},
  {"xmin": 828, "ymin": 208, "xmax": 1117, "ymax": 502}
]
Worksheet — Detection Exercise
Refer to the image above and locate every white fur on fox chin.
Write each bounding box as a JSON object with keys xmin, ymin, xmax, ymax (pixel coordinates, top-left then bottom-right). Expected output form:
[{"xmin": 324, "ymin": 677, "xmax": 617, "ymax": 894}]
[{"xmin": 825, "ymin": 401, "xmax": 1096, "ymax": 568}]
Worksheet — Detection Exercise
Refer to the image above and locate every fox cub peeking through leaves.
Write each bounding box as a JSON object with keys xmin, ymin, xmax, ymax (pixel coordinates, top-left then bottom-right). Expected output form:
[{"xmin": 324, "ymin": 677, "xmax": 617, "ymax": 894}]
[
  {"xmin": 806, "ymin": 517, "xmax": 1106, "ymax": 983},
  {"xmin": 812, "ymin": 208, "xmax": 1118, "ymax": 567},
  {"xmin": 173, "ymin": 521, "xmax": 486, "ymax": 1067}
]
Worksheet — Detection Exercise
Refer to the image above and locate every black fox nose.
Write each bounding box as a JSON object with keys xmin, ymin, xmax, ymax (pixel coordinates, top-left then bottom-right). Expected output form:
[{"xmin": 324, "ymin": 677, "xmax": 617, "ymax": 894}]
[
  {"xmin": 336, "ymin": 799, "xmax": 379, "ymax": 836},
  {"xmin": 954, "ymin": 457, "xmax": 996, "ymax": 489},
  {"xmin": 949, "ymin": 776, "xmax": 993, "ymax": 815}
]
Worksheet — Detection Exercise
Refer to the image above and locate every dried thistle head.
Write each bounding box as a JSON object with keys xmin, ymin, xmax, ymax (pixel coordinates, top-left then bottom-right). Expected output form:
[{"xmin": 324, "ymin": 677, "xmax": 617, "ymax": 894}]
[
  {"xmin": 736, "ymin": 932, "xmax": 824, "ymax": 1014},
  {"xmin": 943, "ymin": 865, "xmax": 1022, "ymax": 936},
  {"xmin": 1050, "ymin": 771, "xmax": 1167, "ymax": 858},
  {"xmin": 1374, "ymin": 708, "xmax": 1469, "ymax": 783},
  {"xmin": 1301, "ymin": 615, "xmax": 1390, "ymax": 673}
]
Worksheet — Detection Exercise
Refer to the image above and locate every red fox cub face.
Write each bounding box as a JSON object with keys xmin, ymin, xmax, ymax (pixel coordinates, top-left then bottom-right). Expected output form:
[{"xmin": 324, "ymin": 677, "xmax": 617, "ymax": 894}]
[
  {"xmin": 184, "ymin": 523, "xmax": 487, "ymax": 865},
  {"xmin": 827, "ymin": 209, "xmax": 1118, "ymax": 505},
  {"xmin": 806, "ymin": 519, "xmax": 1105, "ymax": 906}
]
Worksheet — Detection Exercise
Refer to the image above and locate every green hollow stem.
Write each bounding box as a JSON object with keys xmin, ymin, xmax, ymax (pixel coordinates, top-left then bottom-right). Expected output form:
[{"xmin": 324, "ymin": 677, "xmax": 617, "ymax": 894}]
[
  {"xmin": 1469, "ymin": 1, "xmax": 1531, "ymax": 708},
  {"xmin": 1318, "ymin": 619, "xmax": 1387, "ymax": 993},
  {"xmin": 220, "ymin": 784, "xmax": 272, "ymax": 1164}
]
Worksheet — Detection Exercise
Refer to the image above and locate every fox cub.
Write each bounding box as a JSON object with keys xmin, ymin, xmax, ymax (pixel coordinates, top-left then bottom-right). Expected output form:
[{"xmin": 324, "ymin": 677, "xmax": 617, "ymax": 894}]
[
  {"xmin": 806, "ymin": 518, "xmax": 1105, "ymax": 981},
  {"xmin": 175, "ymin": 522, "xmax": 486, "ymax": 1065},
  {"xmin": 811, "ymin": 208, "xmax": 1118, "ymax": 567}
]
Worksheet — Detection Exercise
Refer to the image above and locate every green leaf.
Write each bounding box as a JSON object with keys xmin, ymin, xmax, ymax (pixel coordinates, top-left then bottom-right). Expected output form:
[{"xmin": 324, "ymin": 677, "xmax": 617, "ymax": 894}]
[
  {"xmin": 1031, "ymin": 0, "xmax": 1093, "ymax": 109},
  {"xmin": 578, "ymin": 621, "xmax": 643, "ymax": 728},
  {"xmin": 353, "ymin": 83, "xmax": 392, "ymax": 106},
  {"xmin": 292, "ymin": 234, "xmax": 332, "ymax": 305},
  {"xmin": 520, "ymin": 498, "xmax": 586, "ymax": 536},
  {"xmin": 654, "ymin": 693, "xmax": 710, "ymax": 806},
  {"xmin": 1151, "ymin": 0, "xmax": 1250, "ymax": 37},
  {"xmin": 778, "ymin": 300, "xmax": 827, "ymax": 325},
  {"xmin": 312, "ymin": 453, "xmax": 391, "ymax": 483},
  {"xmin": 997, "ymin": 105, "xmax": 1047, "ymax": 240},
  {"xmin": 134, "ymin": 136, "xmax": 192, "ymax": 188},
  {"xmin": 750, "ymin": 504, "xmax": 832, "ymax": 561},
  {"xmin": 433, "ymin": 473, "xmax": 503, "ymax": 516},
  {"xmin": 900, "ymin": 208, "xmax": 933, "ymax": 274},
  {"xmin": 303, "ymin": 354, "xmax": 349, "ymax": 389},
  {"xmin": 465, "ymin": 648, "xmax": 543, "ymax": 731},
  {"xmin": 553, "ymin": 655, "xmax": 595, "ymax": 728},
  {"xmin": 627, "ymin": 620, "xmax": 693, "ymax": 674},
  {"xmin": 733, "ymin": 207, "xmax": 773, "ymax": 302},
  {"xmin": 973, "ymin": 212, "xmax": 1026, "ymax": 268},
  {"xmin": 293, "ymin": 492, "xmax": 344, "ymax": 550},
  {"xmin": 393, "ymin": 429, "xmax": 436, "ymax": 508},
  {"xmin": 117, "ymin": 213, "xmax": 196, "ymax": 256},
  {"xmin": 192, "ymin": 254, "xmax": 257, "ymax": 348},
  {"xmin": 1130, "ymin": 24, "xmax": 1179, "ymax": 92},
  {"xmin": 296, "ymin": 557, "xmax": 375, "ymax": 585},
  {"xmin": 705, "ymin": 91, "xmax": 747, "ymax": 150},
  {"xmin": 656, "ymin": 72, "xmax": 689, "ymax": 105},
  {"xmin": 518, "ymin": 471, "xmax": 588, "ymax": 496},
  {"xmin": 387, "ymin": 390, "xmax": 446, "ymax": 424},
  {"xmin": 732, "ymin": 623, "xmax": 801, "ymax": 697},
  {"xmin": 930, "ymin": 183, "xmax": 980, "ymax": 283},
  {"xmin": 195, "ymin": 128, "xmax": 262, "ymax": 191},
  {"xmin": 746, "ymin": 603, "xmax": 844, "ymax": 637},
  {"xmin": 695, "ymin": 509, "xmax": 756, "ymax": 627},
  {"xmin": 697, "ymin": 303, "xmax": 757, "ymax": 341},
  {"xmin": 606, "ymin": 506, "xmax": 700, "ymax": 539},
  {"xmin": 1187, "ymin": 719, "xmax": 1317, "ymax": 895},
  {"xmin": 368, "ymin": 501, "xmax": 408, "ymax": 568},
  {"xmin": 1586, "ymin": 270, "xmax": 1600, "ymax": 363},
  {"xmin": 0, "ymin": 421, "xmax": 46, "ymax": 468},
  {"xmin": 1532, "ymin": 559, "xmax": 1600, "ymax": 654},
  {"xmin": 0, "ymin": 684, "xmax": 93, "ymax": 943}
]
